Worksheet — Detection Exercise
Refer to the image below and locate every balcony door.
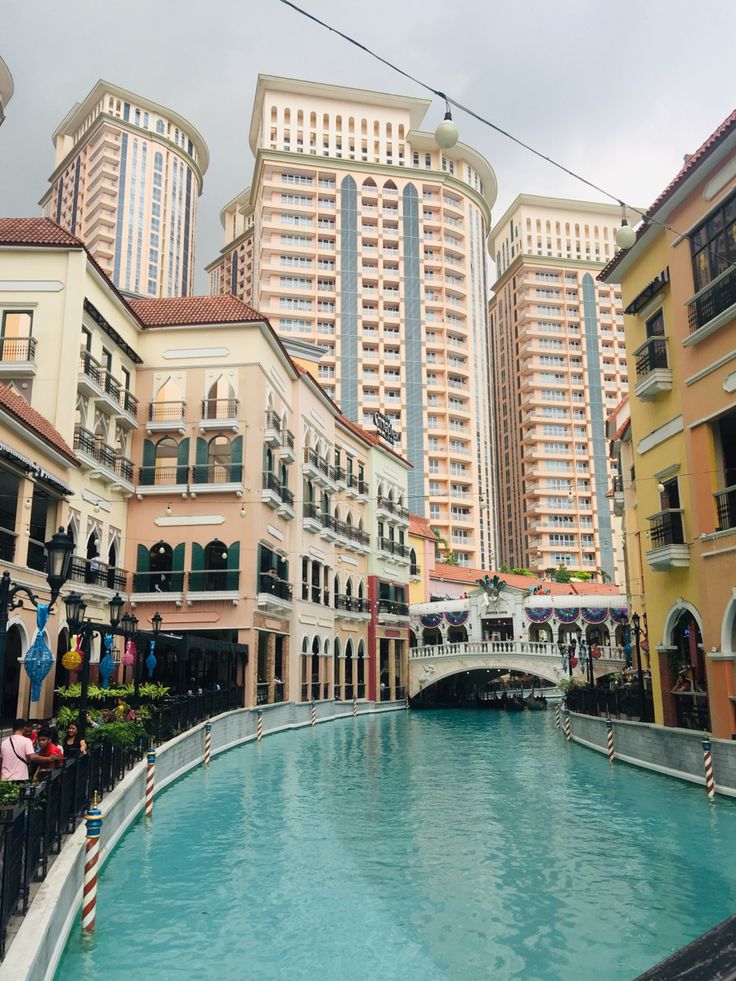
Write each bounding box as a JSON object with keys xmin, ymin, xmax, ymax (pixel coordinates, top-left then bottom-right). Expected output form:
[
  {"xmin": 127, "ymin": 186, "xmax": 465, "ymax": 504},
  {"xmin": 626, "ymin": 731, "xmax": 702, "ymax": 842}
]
[{"xmin": 1, "ymin": 310, "xmax": 32, "ymax": 362}]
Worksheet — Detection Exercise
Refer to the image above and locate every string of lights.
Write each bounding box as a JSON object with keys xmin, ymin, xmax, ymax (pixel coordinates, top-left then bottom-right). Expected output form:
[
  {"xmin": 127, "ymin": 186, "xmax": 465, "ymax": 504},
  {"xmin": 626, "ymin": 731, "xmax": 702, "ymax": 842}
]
[{"xmin": 275, "ymin": 0, "xmax": 732, "ymax": 265}]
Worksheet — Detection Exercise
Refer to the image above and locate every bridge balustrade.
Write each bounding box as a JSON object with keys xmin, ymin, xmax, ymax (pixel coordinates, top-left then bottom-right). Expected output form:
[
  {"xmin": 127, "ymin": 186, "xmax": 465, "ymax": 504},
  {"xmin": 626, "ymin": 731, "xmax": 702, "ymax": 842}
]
[{"xmin": 409, "ymin": 639, "xmax": 622, "ymax": 665}]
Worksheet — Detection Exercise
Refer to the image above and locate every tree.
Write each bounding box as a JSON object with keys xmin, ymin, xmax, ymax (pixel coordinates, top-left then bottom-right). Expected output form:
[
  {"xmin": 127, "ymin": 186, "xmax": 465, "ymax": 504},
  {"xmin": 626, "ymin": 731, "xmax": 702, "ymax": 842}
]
[
  {"xmin": 553, "ymin": 564, "xmax": 572, "ymax": 583},
  {"xmin": 499, "ymin": 562, "xmax": 510, "ymax": 573},
  {"xmin": 432, "ymin": 527, "xmax": 459, "ymax": 566},
  {"xmin": 510, "ymin": 567, "xmax": 534, "ymax": 577},
  {"xmin": 569, "ymin": 571, "xmax": 593, "ymax": 582}
]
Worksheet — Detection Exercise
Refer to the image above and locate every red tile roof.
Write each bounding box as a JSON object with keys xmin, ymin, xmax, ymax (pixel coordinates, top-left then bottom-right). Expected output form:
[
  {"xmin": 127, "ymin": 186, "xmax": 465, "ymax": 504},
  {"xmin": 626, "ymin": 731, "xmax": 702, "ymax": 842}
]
[
  {"xmin": 0, "ymin": 217, "xmax": 85, "ymax": 249},
  {"xmin": 600, "ymin": 109, "xmax": 736, "ymax": 280},
  {"xmin": 0, "ymin": 384, "xmax": 78, "ymax": 465},
  {"xmin": 430, "ymin": 563, "xmax": 621, "ymax": 593},
  {"xmin": 129, "ymin": 295, "xmax": 263, "ymax": 327},
  {"xmin": 409, "ymin": 514, "xmax": 436, "ymax": 540}
]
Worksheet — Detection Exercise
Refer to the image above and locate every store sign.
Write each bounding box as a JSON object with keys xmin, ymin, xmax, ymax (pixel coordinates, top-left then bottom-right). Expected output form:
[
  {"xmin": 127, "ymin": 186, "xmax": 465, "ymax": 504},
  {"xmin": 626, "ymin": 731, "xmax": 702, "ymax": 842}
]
[{"xmin": 372, "ymin": 412, "xmax": 398, "ymax": 445}]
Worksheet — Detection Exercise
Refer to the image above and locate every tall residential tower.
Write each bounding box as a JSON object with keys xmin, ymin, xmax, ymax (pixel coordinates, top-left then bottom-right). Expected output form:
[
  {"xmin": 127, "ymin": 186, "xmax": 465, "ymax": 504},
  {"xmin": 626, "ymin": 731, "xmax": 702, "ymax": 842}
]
[
  {"xmin": 40, "ymin": 80, "xmax": 208, "ymax": 298},
  {"xmin": 207, "ymin": 75, "xmax": 498, "ymax": 569},
  {"xmin": 488, "ymin": 195, "xmax": 631, "ymax": 581}
]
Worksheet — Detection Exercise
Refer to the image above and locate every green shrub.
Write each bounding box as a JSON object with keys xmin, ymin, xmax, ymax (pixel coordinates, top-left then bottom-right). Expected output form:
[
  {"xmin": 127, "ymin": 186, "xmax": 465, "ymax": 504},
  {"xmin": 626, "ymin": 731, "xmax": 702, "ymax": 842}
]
[
  {"xmin": 0, "ymin": 781, "xmax": 20, "ymax": 806},
  {"xmin": 90, "ymin": 721, "xmax": 146, "ymax": 751}
]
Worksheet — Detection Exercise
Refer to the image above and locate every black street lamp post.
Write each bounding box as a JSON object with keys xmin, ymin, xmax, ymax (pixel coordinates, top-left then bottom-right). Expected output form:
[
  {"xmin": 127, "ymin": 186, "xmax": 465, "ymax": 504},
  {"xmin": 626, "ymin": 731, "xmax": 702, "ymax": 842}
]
[
  {"xmin": 0, "ymin": 527, "xmax": 74, "ymax": 727},
  {"xmin": 631, "ymin": 612, "xmax": 647, "ymax": 722}
]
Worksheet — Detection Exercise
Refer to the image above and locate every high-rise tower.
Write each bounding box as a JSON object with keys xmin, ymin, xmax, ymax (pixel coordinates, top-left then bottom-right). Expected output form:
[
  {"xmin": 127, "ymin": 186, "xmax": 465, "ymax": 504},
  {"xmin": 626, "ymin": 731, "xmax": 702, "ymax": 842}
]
[
  {"xmin": 40, "ymin": 80, "xmax": 208, "ymax": 298},
  {"xmin": 207, "ymin": 75, "xmax": 498, "ymax": 568},
  {"xmin": 488, "ymin": 195, "xmax": 631, "ymax": 581}
]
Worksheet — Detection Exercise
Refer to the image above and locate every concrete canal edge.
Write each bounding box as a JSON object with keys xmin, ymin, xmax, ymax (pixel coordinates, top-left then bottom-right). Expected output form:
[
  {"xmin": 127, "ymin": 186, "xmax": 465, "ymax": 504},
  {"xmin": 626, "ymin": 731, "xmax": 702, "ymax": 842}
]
[
  {"xmin": 569, "ymin": 712, "xmax": 736, "ymax": 798},
  {"xmin": 0, "ymin": 699, "xmax": 404, "ymax": 981}
]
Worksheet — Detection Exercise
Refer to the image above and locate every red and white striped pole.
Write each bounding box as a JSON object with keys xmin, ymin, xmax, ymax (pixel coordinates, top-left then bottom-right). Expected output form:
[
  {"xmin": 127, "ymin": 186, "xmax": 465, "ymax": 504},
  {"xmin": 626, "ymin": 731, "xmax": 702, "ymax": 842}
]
[
  {"xmin": 82, "ymin": 793, "xmax": 103, "ymax": 933},
  {"xmin": 352, "ymin": 698, "xmax": 357, "ymax": 718},
  {"xmin": 145, "ymin": 749, "xmax": 156, "ymax": 819},
  {"xmin": 555, "ymin": 705, "xmax": 561, "ymax": 730},
  {"xmin": 257, "ymin": 711, "xmax": 263, "ymax": 743},
  {"xmin": 310, "ymin": 703, "xmax": 317, "ymax": 727},
  {"xmin": 606, "ymin": 719, "xmax": 615, "ymax": 764},
  {"xmin": 204, "ymin": 721, "xmax": 212, "ymax": 766},
  {"xmin": 564, "ymin": 709, "xmax": 572, "ymax": 742},
  {"xmin": 703, "ymin": 735, "xmax": 716, "ymax": 800}
]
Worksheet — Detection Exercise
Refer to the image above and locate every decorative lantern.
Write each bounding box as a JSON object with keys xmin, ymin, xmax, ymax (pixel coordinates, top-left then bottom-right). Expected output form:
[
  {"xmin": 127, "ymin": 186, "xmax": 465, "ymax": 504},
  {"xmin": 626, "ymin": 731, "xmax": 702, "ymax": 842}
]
[
  {"xmin": 24, "ymin": 604, "xmax": 54, "ymax": 702},
  {"xmin": 569, "ymin": 655, "xmax": 578, "ymax": 669},
  {"xmin": 122, "ymin": 640, "xmax": 136, "ymax": 668},
  {"xmin": 146, "ymin": 639, "xmax": 157, "ymax": 679},
  {"xmin": 99, "ymin": 633, "xmax": 115, "ymax": 689},
  {"xmin": 62, "ymin": 634, "xmax": 83, "ymax": 672}
]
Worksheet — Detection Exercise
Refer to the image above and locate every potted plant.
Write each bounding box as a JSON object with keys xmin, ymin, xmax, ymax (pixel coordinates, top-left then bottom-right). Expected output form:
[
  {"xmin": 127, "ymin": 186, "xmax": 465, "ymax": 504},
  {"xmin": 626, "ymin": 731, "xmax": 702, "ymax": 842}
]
[{"xmin": 0, "ymin": 780, "xmax": 22, "ymax": 821}]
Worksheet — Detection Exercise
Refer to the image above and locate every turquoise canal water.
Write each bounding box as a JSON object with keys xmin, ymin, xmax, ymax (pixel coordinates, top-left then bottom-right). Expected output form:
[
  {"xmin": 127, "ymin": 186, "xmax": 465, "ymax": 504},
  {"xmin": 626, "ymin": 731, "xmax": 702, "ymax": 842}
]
[{"xmin": 57, "ymin": 711, "xmax": 736, "ymax": 980}]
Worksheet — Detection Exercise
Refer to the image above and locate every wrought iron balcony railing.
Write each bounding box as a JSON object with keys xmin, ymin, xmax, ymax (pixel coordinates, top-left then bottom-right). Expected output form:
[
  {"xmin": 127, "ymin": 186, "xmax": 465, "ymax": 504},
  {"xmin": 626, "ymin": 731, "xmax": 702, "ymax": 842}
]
[{"xmin": 688, "ymin": 266, "xmax": 736, "ymax": 334}]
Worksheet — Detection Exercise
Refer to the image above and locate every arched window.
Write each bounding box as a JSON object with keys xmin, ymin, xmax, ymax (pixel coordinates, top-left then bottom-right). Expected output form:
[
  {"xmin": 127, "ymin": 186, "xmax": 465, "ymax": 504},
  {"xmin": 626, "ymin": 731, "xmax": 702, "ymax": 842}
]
[
  {"xmin": 344, "ymin": 640, "xmax": 354, "ymax": 697},
  {"xmin": 363, "ymin": 177, "xmax": 376, "ymax": 189},
  {"xmin": 155, "ymin": 436, "xmax": 178, "ymax": 485},
  {"xmin": 334, "ymin": 574, "xmax": 340, "ymax": 599},
  {"xmin": 345, "ymin": 577, "xmax": 353, "ymax": 598},
  {"xmin": 410, "ymin": 548, "xmax": 418, "ymax": 576},
  {"xmin": 149, "ymin": 541, "xmax": 173, "ymax": 591},
  {"xmin": 208, "ymin": 436, "xmax": 232, "ymax": 482},
  {"xmin": 384, "ymin": 179, "xmax": 397, "ymax": 191},
  {"xmin": 357, "ymin": 580, "xmax": 364, "ymax": 600},
  {"xmin": 203, "ymin": 539, "xmax": 228, "ymax": 591},
  {"xmin": 204, "ymin": 376, "xmax": 236, "ymax": 420}
]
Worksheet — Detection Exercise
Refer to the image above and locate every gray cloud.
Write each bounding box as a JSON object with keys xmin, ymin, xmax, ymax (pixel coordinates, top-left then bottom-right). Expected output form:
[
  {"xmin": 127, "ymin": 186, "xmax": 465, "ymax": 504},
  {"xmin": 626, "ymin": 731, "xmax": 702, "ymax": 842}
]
[{"xmin": 1, "ymin": 0, "xmax": 733, "ymax": 291}]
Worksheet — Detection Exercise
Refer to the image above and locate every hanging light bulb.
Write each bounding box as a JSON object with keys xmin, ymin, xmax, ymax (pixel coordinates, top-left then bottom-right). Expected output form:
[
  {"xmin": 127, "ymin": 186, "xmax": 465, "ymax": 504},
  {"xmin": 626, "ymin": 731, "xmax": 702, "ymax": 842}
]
[
  {"xmin": 165, "ymin": 504, "xmax": 172, "ymax": 516},
  {"xmin": 94, "ymin": 537, "xmax": 100, "ymax": 548},
  {"xmin": 239, "ymin": 506, "xmax": 246, "ymax": 518},
  {"xmin": 93, "ymin": 501, "xmax": 101, "ymax": 514},
  {"xmin": 615, "ymin": 205, "xmax": 637, "ymax": 249},
  {"xmin": 435, "ymin": 97, "xmax": 459, "ymax": 150},
  {"xmin": 158, "ymin": 542, "xmax": 166, "ymax": 555},
  {"xmin": 221, "ymin": 550, "xmax": 228, "ymax": 560},
  {"xmin": 24, "ymin": 498, "xmax": 31, "ymax": 510}
]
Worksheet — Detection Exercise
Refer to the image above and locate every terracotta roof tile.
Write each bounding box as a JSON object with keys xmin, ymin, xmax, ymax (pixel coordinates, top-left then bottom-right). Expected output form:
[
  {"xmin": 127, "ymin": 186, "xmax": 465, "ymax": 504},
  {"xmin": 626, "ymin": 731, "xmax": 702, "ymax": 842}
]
[
  {"xmin": 129, "ymin": 295, "xmax": 263, "ymax": 327},
  {"xmin": 600, "ymin": 109, "xmax": 736, "ymax": 280},
  {"xmin": 0, "ymin": 217, "xmax": 85, "ymax": 249},
  {"xmin": 0, "ymin": 384, "xmax": 78, "ymax": 464},
  {"xmin": 409, "ymin": 514, "xmax": 436, "ymax": 540}
]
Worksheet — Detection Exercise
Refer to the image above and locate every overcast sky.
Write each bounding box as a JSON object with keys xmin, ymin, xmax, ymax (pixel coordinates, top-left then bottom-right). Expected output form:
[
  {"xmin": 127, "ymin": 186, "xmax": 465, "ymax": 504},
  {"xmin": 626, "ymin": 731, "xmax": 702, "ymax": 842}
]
[{"xmin": 1, "ymin": 0, "xmax": 734, "ymax": 292}]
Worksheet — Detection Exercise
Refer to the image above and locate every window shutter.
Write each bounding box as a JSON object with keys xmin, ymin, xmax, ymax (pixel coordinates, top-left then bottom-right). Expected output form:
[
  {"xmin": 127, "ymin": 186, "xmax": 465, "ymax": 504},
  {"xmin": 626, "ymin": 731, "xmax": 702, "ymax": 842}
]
[
  {"xmin": 195, "ymin": 437, "xmax": 208, "ymax": 483},
  {"xmin": 176, "ymin": 438, "xmax": 190, "ymax": 485},
  {"xmin": 142, "ymin": 440, "xmax": 155, "ymax": 485},
  {"xmin": 231, "ymin": 435, "xmax": 243, "ymax": 482},
  {"xmin": 172, "ymin": 543, "xmax": 186, "ymax": 591},
  {"xmin": 135, "ymin": 544, "xmax": 150, "ymax": 590},
  {"xmin": 227, "ymin": 541, "xmax": 240, "ymax": 591}
]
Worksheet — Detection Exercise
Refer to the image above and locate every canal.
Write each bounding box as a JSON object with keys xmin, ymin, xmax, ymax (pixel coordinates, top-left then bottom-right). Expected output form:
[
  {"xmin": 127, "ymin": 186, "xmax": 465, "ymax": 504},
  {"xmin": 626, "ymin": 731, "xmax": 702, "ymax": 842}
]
[{"xmin": 57, "ymin": 710, "xmax": 736, "ymax": 979}]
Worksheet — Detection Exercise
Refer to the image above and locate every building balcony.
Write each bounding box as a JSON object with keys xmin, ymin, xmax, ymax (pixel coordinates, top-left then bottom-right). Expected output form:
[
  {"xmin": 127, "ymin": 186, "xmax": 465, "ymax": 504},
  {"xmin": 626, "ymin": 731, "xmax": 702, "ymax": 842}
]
[
  {"xmin": 345, "ymin": 473, "xmax": 368, "ymax": 498},
  {"xmin": 136, "ymin": 465, "xmax": 188, "ymax": 495},
  {"xmin": 130, "ymin": 571, "xmax": 185, "ymax": 605},
  {"xmin": 303, "ymin": 502, "xmax": 322, "ymax": 534},
  {"xmin": 334, "ymin": 594, "xmax": 371, "ymax": 620},
  {"xmin": 376, "ymin": 496, "xmax": 409, "ymax": 523},
  {"xmin": 261, "ymin": 471, "xmax": 295, "ymax": 518},
  {"xmin": 190, "ymin": 464, "xmax": 244, "ymax": 495},
  {"xmin": 73, "ymin": 426, "xmax": 134, "ymax": 493},
  {"xmin": 378, "ymin": 537, "xmax": 410, "ymax": 563},
  {"xmin": 612, "ymin": 476, "xmax": 625, "ymax": 517},
  {"xmin": 200, "ymin": 398, "xmax": 239, "ymax": 432},
  {"xmin": 646, "ymin": 509, "xmax": 689, "ymax": 571},
  {"xmin": 69, "ymin": 556, "xmax": 128, "ymax": 594},
  {"xmin": 264, "ymin": 409, "xmax": 282, "ymax": 446},
  {"xmin": 187, "ymin": 570, "xmax": 240, "ymax": 603},
  {"xmin": 78, "ymin": 353, "xmax": 138, "ymax": 424},
  {"xmin": 319, "ymin": 513, "xmax": 339, "ymax": 542},
  {"xmin": 715, "ymin": 485, "xmax": 736, "ymax": 533},
  {"xmin": 147, "ymin": 401, "xmax": 186, "ymax": 434},
  {"xmin": 257, "ymin": 572, "xmax": 293, "ymax": 611},
  {"xmin": 302, "ymin": 449, "xmax": 334, "ymax": 488},
  {"xmin": 687, "ymin": 266, "xmax": 736, "ymax": 341},
  {"xmin": 278, "ymin": 429, "xmax": 296, "ymax": 463},
  {"xmin": 634, "ymin": 337, "xmax": 672, "ymax": 401},
  {"xmin": 377, "ymin": 598, "xmax": 409, "ymax": 622},
  {"xmin": 0, "ymin": 336, "xmax": 37, "ymax": 377}
]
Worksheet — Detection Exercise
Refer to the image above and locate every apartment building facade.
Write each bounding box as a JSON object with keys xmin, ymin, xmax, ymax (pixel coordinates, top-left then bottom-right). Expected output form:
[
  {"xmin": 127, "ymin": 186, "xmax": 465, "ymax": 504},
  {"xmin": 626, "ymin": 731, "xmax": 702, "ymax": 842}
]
[
  {"xmin": 40, "ymin": 80, "xmax": 208, "ymax": 298},
  {"xmin": 0, "ymin": 219, "xmax": 411, "ymax": 716},
  {"xmin": 488, "ymin": 195, "xmax": 631, "ymax": 581},
  {"xmin": 601, "ymin": 110, "xmax": 736, "ymax": 738},
  {"xmin": 207, "ymin": 75, "xmax": 498, "ymax": 569}
]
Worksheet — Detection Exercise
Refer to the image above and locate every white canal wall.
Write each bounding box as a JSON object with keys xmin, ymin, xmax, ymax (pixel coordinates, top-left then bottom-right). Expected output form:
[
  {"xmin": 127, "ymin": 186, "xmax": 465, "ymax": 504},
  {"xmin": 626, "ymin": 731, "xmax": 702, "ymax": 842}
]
[{"xmin": 0, "ymin": 699, "xmax": 404, "ymax": 981}]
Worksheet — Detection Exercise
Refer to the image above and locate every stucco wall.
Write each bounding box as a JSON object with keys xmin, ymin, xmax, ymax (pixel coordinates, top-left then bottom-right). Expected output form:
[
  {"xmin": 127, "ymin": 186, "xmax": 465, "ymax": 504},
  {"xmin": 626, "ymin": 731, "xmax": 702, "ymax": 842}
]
[
  {"xmin": 0, "ymin": 699, "xmax": 403, "ymax": 981},
  {"xmin": 568, "ymin": 711, "xmax": 736, "ymax": 795}
]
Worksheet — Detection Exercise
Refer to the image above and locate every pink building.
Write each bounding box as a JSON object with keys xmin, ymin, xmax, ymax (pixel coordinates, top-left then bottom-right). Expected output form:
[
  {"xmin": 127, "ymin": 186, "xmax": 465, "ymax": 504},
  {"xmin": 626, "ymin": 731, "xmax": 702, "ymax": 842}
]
[{"xmin": 41, "ymin": 80, "xmax": 208, "ymax": 298}]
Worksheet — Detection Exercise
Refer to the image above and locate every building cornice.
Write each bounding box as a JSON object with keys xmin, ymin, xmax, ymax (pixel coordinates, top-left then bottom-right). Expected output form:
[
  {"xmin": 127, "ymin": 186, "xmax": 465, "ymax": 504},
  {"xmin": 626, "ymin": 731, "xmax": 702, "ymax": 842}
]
[{"xmin": 488, "ymin": 251, "xmax": 609, "ymax": 297}]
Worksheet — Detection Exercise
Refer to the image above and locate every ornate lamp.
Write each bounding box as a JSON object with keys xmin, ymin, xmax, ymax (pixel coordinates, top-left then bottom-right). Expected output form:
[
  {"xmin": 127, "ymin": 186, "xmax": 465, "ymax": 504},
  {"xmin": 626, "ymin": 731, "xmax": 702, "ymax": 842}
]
[
  {"xmin": 45, "ymin": 526, "xmax": 75, "ymax": 603},
  {"xmin": 108, "ymin": 592, "xmax": 125, "ymax": 628},
  {"xmin": 64, "ymin": 591, "xmax": 87, "ymax": 632}
]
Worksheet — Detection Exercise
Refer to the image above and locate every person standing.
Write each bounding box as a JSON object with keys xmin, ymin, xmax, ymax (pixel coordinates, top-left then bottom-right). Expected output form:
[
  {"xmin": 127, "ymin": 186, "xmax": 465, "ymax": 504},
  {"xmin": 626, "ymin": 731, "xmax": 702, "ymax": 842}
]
[{"xmin": 0, "ymin": 718, "xmax": 47, "ymax": 781}]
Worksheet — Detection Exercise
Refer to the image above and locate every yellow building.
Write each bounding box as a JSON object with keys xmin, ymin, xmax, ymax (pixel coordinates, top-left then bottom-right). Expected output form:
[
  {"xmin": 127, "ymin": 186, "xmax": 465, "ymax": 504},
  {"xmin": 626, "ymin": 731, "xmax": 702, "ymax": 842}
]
[{"xmin": 601, "ymin": 110, "xmax": 736, "ymax": 737}]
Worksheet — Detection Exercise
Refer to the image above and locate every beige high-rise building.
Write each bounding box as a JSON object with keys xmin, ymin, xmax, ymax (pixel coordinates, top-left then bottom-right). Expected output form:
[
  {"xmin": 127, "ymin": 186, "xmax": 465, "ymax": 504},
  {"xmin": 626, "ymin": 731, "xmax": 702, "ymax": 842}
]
[
  {"xmin": 207, "ymin": 75, "xmax": 498, "ymax": 569},
  {"xmin": 488, "ymin": 195, "xmax": 631, "ymax": 581},
  {"xmin": 40, "ymin": 80, "xmax": 208, "ymax": 298}
]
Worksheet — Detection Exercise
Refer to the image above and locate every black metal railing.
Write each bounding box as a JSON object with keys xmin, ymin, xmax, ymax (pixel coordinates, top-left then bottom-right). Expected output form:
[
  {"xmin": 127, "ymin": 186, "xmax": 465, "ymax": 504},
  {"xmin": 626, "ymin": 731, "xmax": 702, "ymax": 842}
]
[
  {"xmin": 334, "ymin": 519, "xmax": 370, "ymax": 547},
  {"xmin": 78, "ymin": 354, "xmax": 137, "ymax": 415},
  {"xmin": 378, "ymin": 537, "xmax": 409, "ymax": 558},
  {"xmin": 138, "ymin": 464, "xmax": 187, "ymax": 486},
  {"xmin": 70, "ymin": 556, "xmax": 128, "ymax": 591},
  {"xmin": 201, "ymin": 398, "xmax": 238, "ymax": 420},
  {"xmin": 191, "ymin": 463, "xmax": 243, "ymax": 484},
  {"xmin": 0, "ymin": 535, "xmax": 15, "ymax": 564},
  {"xmin": 377, "ymin": 598, "xmax": 409, "ymax": 617},
  {"xmin": 132, "ymin": 570, "xmax": 185, "ymax": 592},
  {"xmin": 262, "ymin": 471, "xmax": 294, "ymax": 506},
  {"xmin": 635, "ymin": 337, "xmax": 668, "ymax": 381},
  {"xmin": 612, "ymin": 475, "xmax": 624, "ymax": 494},
  {"xmin": 303, "ymin": 502, "xmax": 321, "ymax": 521},
  {"xmin": 305, "ymin": 448, "xmax": 331, "ymax": 477},
  {"xmin": 256, "ymin": 683, "xmax": 269, "ymax": 705},
  {"xmin": 73, "ymin": 426, "xmax": 132, "ymax": 481},
  {"xmin": 715, "ymin": 485, "xmax": 736, "ymax": 532},
  {"xmin": 121, "ymin": 389, "xmax": 139, "ymax": 416},
  {"xmin": 648, "ymin": 509, "xmax": 685, "ymax": 548},
  {"xmin": 0, "ymin": 336, "xmax": 36, "ymax": 363},
  {"xmin": 283, "ymin": 430, "xmax": 295, "ymax": 450},
  {"xmin": 566, "ymin": 685, "xmax": 654, "ymax": 723},
  {"xmin": 258, "ymin": 572, "xmax": 293, "ymax": 601},
  {"xmin": 346, "ymin": 473, "xmax": 369, "ymax": 495},
  {"xmin": 187, "ymin": 569, "xmax": 240, "ymax": 592},
  {"xmin": 79, "ymin": 351, "xmax": 102, "ymax": 386},
  {"xmin": 148, "ymin": 400, "xmax": 185, "ymax": 422},
  {"xmin": 335, "ymin": 594, "xmax": 370, "ymax": 614},
  {"xmin": 333, "ymin": 465, "xmax": 346, "ymax": 483},
  {"xmin": 688, "ymin": 266, "xmax": 736, "ymax": 334},
  {"xmin": 265, "ymin": 409, "xmax": 281, "ymax": 432},
  {"xmin": 377, "ymin": 496, "xmax": 409, "ymax": 519}
]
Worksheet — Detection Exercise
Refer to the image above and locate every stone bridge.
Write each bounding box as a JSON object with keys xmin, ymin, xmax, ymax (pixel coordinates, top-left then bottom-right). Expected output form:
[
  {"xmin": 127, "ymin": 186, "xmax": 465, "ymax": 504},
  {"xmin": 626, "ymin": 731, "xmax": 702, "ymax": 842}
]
[{"xmin": 408, "ymin": 640, "xmax": 626, "ymax": 698}]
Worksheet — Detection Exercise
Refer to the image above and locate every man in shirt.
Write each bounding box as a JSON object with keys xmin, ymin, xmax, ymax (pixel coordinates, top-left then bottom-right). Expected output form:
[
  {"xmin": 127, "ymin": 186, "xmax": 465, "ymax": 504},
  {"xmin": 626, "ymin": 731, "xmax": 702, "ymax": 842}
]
[
  {"xmin": 36, "ymin": 727, "xmax": 64, "ymax": 769},
  {"xmin": 0, "ymin": 718, "xmax": 47, "ymax": 781}
]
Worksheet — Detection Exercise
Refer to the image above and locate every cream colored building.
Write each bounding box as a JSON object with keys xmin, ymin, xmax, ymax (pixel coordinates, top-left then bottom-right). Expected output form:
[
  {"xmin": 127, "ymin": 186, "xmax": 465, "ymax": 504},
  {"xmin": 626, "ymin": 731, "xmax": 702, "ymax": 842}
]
[
  {"xmin": 40, "ymin": 80, "xmax": 208, "ymax": 298},
  {"xmin": 488, "ymin": 195, "xmax": 632, "ymax": 581},
  {"xmin": 0, "ymin": 57, "xmax": 13, "ymax": 127},
  {"xmin": 207, "ymin": 75, "xmax": 498, "ymax": 569}
]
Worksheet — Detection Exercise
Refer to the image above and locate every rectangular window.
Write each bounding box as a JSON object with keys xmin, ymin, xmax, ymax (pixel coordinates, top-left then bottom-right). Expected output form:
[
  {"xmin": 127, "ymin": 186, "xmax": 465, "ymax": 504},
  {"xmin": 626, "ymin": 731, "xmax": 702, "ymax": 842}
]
[{"xmin": 690, "ymin": 190, "xmax": 736, "ymax": 291}]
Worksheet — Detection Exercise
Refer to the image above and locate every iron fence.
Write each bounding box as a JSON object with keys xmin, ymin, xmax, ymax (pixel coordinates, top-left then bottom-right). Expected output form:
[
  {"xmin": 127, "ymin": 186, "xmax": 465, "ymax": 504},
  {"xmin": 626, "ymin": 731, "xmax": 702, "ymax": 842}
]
[{"xmin": 566, "ymin": 685, "xmax": 654, "ymax": 723}]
